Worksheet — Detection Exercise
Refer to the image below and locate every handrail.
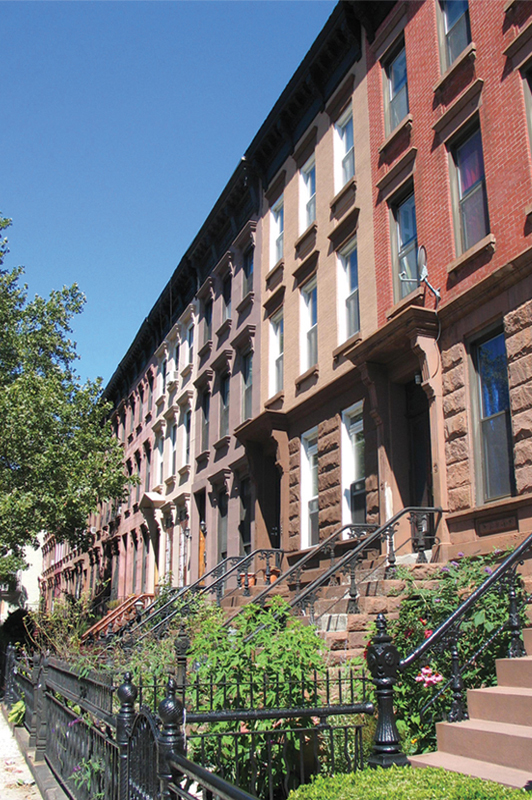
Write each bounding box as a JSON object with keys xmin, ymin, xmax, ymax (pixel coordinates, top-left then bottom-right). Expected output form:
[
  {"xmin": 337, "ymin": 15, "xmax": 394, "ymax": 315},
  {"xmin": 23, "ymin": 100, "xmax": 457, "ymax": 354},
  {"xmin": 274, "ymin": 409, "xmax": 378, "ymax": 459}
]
[
  {"xmin": 242, "ymin": 507, "xmax": 441, "ymax": 642},
  {"xmin": 130, "ymin": 554, "xmax": 246, "ymax": 637},
  {"xmin": 135, "ymin": 548, "xmax": 284, "ymax": 644},
  {"xmin": 224, "ymin": 522, "xmax": 378, "ymax": 628},
  {"xmin": 170, "ymin": 752, "xmax": 258, "ymax": 800},
  {"xmin": 400, "ymin": 526, "xmax": 532, "ymax": 671}
]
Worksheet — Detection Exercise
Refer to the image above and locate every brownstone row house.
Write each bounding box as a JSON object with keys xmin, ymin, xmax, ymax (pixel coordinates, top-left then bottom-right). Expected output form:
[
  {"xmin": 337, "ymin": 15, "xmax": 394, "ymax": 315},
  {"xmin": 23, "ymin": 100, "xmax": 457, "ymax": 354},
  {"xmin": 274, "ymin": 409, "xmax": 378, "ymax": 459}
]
[{"xmin": 42, "ymin": 0, "xmax": 532, "ymax": 612}]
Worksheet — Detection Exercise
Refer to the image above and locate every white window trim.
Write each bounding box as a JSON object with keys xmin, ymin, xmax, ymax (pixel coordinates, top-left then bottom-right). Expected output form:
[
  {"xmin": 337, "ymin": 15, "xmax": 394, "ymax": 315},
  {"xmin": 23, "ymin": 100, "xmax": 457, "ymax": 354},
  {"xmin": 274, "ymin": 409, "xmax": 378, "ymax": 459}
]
[
  {"xmin": 269, "ymin": 309, "xmax": 284, "ymax": 397},
  {"xmin": 337, "ymin": 238, "xmax": 359, "ymax": 344},
  {"xmin": 301, "ymin": 427, "xmax": 319, "ymax": 550},
  {"xmin": 300, "ymin": 276, "xmax": 318, "ymax": 373},
  {"xmin": 334, "ymin": 106, "xmax": 355, "ymax": 192},
  {"xmin": 300, "ymin": 154, "xmax": 316, "ymax": 233},
  {"xmin": 341, "ymin": 402, "xmax": 364, "ymax": 529},
  {"xmin": 270, "ymin": 195, "xmax": 284, "ymax": 267}
]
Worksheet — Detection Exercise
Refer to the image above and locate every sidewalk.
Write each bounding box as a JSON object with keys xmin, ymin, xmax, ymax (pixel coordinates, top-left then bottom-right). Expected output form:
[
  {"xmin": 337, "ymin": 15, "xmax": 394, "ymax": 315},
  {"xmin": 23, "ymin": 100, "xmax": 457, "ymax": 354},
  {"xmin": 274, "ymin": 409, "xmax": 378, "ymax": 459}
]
[{"xmin": 0, "ymin": 710, "xmax": 42, "ymax": 800}]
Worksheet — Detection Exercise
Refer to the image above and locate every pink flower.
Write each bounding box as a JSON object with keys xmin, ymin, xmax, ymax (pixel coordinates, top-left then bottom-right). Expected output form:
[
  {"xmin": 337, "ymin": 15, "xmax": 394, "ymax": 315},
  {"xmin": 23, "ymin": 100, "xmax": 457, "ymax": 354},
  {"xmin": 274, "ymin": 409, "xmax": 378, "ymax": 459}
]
[
  {"xmin": 415, "ymin": 666, "xmax": 444, "ymax": 688},
  {"xmin": 424, "ymin": 629, "xmax": 433, "ymax": 639}
]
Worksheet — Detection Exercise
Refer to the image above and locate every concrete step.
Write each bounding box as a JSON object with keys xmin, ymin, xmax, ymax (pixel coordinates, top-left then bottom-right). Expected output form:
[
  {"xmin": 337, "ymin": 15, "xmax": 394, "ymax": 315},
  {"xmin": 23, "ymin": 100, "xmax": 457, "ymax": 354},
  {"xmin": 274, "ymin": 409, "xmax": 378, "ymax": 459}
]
[
  {"xmin": 409, "ymin": 751, "xmax": 532, "ymax": 790},
  {"xmin": 523, "ymin": 627, "xmax": 532, "ymax": 651},
  {"xmin": 435, "ymin": 718, "xmax": 532, "ymax": 772},
  {"xmin": 467, "ymin": 685, "xmax": 532, "ymax": 727},
  {"xmin": 496, "ymin": 655, "xmax": 532, "ymax": 688},
  {"xmin": 327, "ymin": 647, "xmax": 365, "ymax": 666},
  {"xmin": 318, "ymin": 629, "xmax": 368, "ymax": 651}
]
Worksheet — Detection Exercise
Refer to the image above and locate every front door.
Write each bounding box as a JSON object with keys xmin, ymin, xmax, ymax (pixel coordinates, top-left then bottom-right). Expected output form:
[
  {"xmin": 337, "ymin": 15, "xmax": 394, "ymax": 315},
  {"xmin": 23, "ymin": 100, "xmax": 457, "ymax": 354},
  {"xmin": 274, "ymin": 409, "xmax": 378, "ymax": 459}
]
[{"xmin": 406, "ymin": 380, "xmax": 434, "ymax": 545}]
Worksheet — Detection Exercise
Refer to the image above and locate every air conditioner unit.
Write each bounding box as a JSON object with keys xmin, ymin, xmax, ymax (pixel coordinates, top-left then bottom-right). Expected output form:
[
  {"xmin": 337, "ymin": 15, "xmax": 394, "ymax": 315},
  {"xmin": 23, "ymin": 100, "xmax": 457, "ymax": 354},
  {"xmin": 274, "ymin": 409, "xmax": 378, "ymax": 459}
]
[{"xmin": 90, "ymin": 527, "xmax": 97, "ymax": 535}]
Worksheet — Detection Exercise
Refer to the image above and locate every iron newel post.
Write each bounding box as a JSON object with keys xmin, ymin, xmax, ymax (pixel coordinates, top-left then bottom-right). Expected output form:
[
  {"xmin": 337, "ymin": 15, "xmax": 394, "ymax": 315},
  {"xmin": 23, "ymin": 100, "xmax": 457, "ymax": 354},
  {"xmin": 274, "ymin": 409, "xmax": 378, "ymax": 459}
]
[
  {"xmin": 366, "ymin": 613, "xmax": 408, "ymax": 768},
  {"xmin": 117, "ymin": 672, "xmax": 138, "ymax": 800},
  {"xmin": 159, "ymin": 677, "xmax": 186, "ymax": 800}
]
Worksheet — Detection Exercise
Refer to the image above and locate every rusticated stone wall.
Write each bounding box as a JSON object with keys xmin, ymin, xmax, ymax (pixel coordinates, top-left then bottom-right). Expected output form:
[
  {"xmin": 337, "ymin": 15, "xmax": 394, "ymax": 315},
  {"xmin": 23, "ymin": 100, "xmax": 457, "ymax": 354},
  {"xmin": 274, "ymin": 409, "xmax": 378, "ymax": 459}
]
[
  {"xmin": 505, "ymin": 299, "xmax": 532, "ymax": 495},
  {"xmin": 288, "ymin": 436, "xmax": 301, "ymax": 549},
  {"xmin": 442, "ymin": 340, "xmax": 472, "ymax": 513},
  {"xmin": 318, "ymin": 416, "xmax": 342, "ymax": 540}
]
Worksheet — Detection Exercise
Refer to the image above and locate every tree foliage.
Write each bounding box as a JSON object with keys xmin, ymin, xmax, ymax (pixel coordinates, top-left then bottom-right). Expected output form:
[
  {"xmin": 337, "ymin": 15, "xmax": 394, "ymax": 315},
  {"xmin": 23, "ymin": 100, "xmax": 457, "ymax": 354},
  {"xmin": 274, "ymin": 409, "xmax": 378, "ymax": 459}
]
[{"xmin": 0, "ymin": 216, "xmax": 130, "ymax": 577}]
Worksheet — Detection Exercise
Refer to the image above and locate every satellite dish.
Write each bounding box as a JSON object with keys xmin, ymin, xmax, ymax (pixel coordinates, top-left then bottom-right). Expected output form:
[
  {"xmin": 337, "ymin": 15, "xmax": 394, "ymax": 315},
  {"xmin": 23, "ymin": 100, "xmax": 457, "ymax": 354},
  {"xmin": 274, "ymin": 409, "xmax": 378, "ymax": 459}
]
[{"xmin": 417, "ymin": 245, "xmax": 427, "ymax": 273}]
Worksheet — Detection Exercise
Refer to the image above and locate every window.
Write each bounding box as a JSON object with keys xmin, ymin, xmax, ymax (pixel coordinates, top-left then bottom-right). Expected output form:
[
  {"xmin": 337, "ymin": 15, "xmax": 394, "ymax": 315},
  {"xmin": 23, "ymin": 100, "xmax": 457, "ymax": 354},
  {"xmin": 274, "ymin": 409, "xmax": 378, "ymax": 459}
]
[
  {"xmin": 135, "ymin": 451, "xmax": 141, "ymax": 504},
  {"xmin": 184, "ymin": 408, "xmax": 191, "ymax": 464},
  {"xmin": 472, "ymin": 331, "xmax": 515, "ymax": 503},
  {"xmin": 157, "ymin": 434, "xmax": 164, "ymax": 485},
  {"xmin": 160, "ymin": 359, "xmax": 167, "ymax": 395},
  {"xmin": 129, "ymin": 398, "xmax": 135, "ymax": 434},
  {"xmin": 392, "ymin": 191, "xmax": 418, "ymax": 300},
  {"xmin": 451, "ymin": 126, "xmax": 489, "ymax": 254},
  {"xmin": 144, "ymin": 445, "xmax": 151, "ymax": 493},
  {"xmin": 271, "ymin": 196, "xmax": 284, "ymax": 266},
  {"xmin": 239, "ymin": 477, "xmax": 252, "ymax": 555},
  {"xmin": 338, "ymin": 239, "xmax": 360, "ymax": 341},
  {"xmin": 186, "ymin": 323, "xmax": 194, "ymax": 366},
  {"xmin": 174, "ymin": 343, "xmax": 180, "ymax": 372},
  {"xmin": 203, "ymin": 299, "xmax": 213, "ymax": 344},
  {"xmin": 270, "ymin": 310, "xmax": 284, "ymax": 396},
  {"xmin": 222, "ymin": 274, "xmax": 232, "ymax": 322},
  {"xmin": 301, "ymin": 277, "xmax": 318, "ymax": 371},
  {"xmin": 171, "ymin": 423, "xmax": 178, "ymax": 476},
  {"xmin": 219, "ymin": 372, "xmax": 230, "ymax": 438},
  {"xmin": 243, "ymin": 246, "xmax": 254, "ymax": 295},
  {"xmin": 342, "ymin": 404, "xmax": 365, "ymax": 525},
  {"xmin": 218, "ymin": 489, "xmax": 228, "ymax": 561},
  {"xmin": 335, "ymin": 108, "xmax": 355, "ymax": 189},
  {"xmin": 147, "ymin": 375, "xmax": 153, "ymax": 412},
  {"xmin": 242, "ymin": 351, "xmax": 253, "ymax": 421},
  {"xmin": 440, "ymin": 0, "xmax": 471, "ymax": 68},
  {"xmin": 301, "ymin": 155, "xmax": 316, "ymax": 230},
  {"xmin": 201, "ymin": 390, "xmax": 210, "ymax": 452},
  {"xmin": 301, "ymin": 429, "xmax": 319, "ymax": 548},
  {"xmin": 384, "ymin": 42, "xmax": 409, "ymax": 134}
]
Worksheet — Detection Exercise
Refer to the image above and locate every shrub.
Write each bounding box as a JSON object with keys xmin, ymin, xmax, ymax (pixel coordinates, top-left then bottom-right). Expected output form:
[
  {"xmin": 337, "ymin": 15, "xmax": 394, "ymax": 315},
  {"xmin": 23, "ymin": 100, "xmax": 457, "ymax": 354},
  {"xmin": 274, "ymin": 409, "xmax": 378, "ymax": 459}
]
[{"xmin": 287, "ymin": 767, "xmax": 528, "ymax": 800}]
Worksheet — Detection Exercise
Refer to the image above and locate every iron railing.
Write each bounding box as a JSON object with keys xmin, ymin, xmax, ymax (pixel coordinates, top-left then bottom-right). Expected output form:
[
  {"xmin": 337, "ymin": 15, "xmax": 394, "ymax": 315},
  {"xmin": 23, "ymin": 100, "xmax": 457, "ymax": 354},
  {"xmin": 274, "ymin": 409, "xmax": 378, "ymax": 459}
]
[{"xmin": 365, "ymin": 527, "xmax": 532, "ymax": 767}]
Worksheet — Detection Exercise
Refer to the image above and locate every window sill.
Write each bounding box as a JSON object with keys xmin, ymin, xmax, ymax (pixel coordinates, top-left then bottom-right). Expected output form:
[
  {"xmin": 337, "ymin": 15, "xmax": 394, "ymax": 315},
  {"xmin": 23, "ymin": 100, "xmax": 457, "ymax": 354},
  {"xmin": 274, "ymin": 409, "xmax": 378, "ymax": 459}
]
[
  {"xmin": 178, "ymin": 463, "xmax": 190, "ymax": 477},
  {"xmin": 525, "ymin": 202, "xmax": 532, "ymax": 222},
  {"xmin": 379, "ymin": 114, "xmax": 413, "ymax": 155},
  {"xmin": 167, "ymin": 379, "xmax": 178, "ymax": 393},
  {"xmin": 197, "ymin": 340, "xmax": 212, "ymax": 359},
  {"xmin": 180, "ymin": 363, "xmax": 193, "ymax": 380},
  {"xmin": 176, "ymin": 387, "xmax": 193, "ymax": 407},
  {"xmin": 333, "ymin": 332, "xmax": 362, "ymax": 362},
  {"xmin": 386, "ymin": 285, "xmax": 425, "ymax": 321},
  {"xmin": 330, "ymin": 177, "xmax": 357, "ymax": 215},
  {"xmin": 144, "ymin": 411, "xmax": 152, "ymax": 423},
  {"xmin": 265, "ymin": 390, "xmax": 284, "ymax": 409},
  {"xmin": 433, "ymin": 43, "xmax": 476, "ymax": 95},
  {"xmin": 236, "ymin": 291, "xmax": 254, "ymax": 315},
  {"xmin": 215, "ymin": 318, "xmax": 232, "ymax": 338},
  {"xmin": 127, "ymin": 433, "xmax": 134, "ymax": 444},
  {"xmin": 295, "ymin": 364, "xmax": 319, "ymax": 390},
  {"xmin": 213, "ymin": 435, "xmax": 231, "ymax": 451},
  {"xmin": 446, "ymin": 234, "xmax": 496, "ymax": 275},
  {"xmin": 196, "ymin": 450, "xmax": 209, "ymax": 465},
  {"xmin": 294, "ymin": 221, "xmax": 318, "ymax": 255},
  {"xmin": 155, "ymin": 394, "xmax": 165, "ymax": 407},
  {"xmin": 165, "ymin": 475, "xmax": 176, "ymax": 487},
  {"xmin": 136, "ymin": 424, "xmax": 143, "ymax": 436}
]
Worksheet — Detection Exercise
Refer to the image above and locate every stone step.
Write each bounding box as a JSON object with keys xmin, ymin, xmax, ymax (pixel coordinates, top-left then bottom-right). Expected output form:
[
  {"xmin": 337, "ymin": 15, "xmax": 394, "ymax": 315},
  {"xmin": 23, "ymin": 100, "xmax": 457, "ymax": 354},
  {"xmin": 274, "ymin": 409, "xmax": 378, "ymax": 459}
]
[
  {"xmin": 318, "ymin": 629, "xmax": 368, "ymax": 651},
  {"xmin": 523, "ymin": 627, "xmax": 532, "ymax": 651},
  {"xmin": 409, "ymin": 751, "xmax": 532, "ymax": 790},
  {"xmin": 467, "ymin": 685, "xmax": 532, "ymax": 727},
  {"xmin": 496, "ymin": 655, "xmax": 532, "ymax": 688},
  {"xmin": 435, "ymin": 718, "xmax": 532, "ymax": 772},
  {"xmin": 327, "ymin": 647, "xmax": 365, "ymax": 666}
]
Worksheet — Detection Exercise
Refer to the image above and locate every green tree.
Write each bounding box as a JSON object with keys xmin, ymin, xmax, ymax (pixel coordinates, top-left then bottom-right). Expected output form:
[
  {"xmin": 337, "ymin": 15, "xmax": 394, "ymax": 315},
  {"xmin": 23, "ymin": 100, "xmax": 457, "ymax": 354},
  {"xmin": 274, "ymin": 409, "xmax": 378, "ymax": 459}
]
[{"xmin": 0, "ymin": 215, "xmax": 131, "ymax": 578}]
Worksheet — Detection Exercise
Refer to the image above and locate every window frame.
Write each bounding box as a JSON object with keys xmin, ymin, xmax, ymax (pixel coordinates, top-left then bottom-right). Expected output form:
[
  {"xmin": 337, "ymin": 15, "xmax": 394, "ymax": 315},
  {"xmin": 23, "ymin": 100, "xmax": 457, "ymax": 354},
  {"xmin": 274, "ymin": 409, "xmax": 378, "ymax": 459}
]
[
  {"xmin": 338, "ymin": 237, "xmax": 360, "ymax": 343},
  {"xmin": 383, "ymin": 39, "xmax": 409, "ymax": 136},
  {"xmin": 242, "ymin": 350, "xmax": 253, "ymax": 422},
  {"xmin": 301, "ymin": 427, "xmax": 319, "ymax": 549},
  {"xmin": 219, "ymin": 371, "xmax": 230, "ymax": 439},
  {"xmin": 301, "ymin": 276, "xmax": 318, "ymax": 372},
  {"xmin": 242, "ymin": 246, "xmax": 254, "ymax": 296},
  {"xmin": 201, "ymin": 390, "xmax": 210, "ymax": 453},
  {"xmin": 469, "ymin": 327, "xmax": 515, "ymax": 505},
  {"xmin": 271, "ymin": 195, "xmax": 284, "ymax": 267},
  {"xmin": 222, "ymin": 274, "xmax": 232, "ymax": 322},
  {"xmin": 335, "ymin": 106, "xmax": 355, "ymax": 191},
  {"xmin": 300, "ymin": 154, "xmax": 317, "ymax": 232},
  {"xmin": 449, "ymin": 123, "xmax": 489, "ymax": 256},
  {"xmin": 437, "ymin": 0, "xmax": 471, "ymax": 72},
  {"xmin": 341, "ymin": 402, "xmax": 366, "ymax": 526},
  {"xmin": 269, "ymin": 308, "xmax": 284, "ymax": 397},
  {"xmin": 390, "ymin": 187, "xmax": 418, "ymax": 302}
]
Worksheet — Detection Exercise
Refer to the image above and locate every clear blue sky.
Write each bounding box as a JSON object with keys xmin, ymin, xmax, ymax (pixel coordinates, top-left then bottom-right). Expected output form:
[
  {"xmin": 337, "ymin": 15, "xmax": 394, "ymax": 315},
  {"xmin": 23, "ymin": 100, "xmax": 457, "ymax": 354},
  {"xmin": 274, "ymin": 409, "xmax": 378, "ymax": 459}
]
[{"xmin": 3, "ymin": 0, "xmax": 335, "ymax": 385}]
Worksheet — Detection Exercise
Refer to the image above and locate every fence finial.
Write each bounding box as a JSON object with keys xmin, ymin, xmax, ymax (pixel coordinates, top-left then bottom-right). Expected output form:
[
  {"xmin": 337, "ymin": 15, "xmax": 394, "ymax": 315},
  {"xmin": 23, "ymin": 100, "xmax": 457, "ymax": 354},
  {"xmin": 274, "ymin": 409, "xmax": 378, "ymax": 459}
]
[{"xmin": 117, "ymin": 672, "xmax": 138, "ymax": 800}]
